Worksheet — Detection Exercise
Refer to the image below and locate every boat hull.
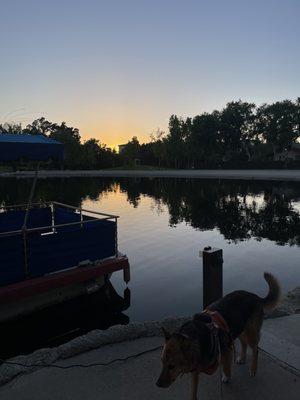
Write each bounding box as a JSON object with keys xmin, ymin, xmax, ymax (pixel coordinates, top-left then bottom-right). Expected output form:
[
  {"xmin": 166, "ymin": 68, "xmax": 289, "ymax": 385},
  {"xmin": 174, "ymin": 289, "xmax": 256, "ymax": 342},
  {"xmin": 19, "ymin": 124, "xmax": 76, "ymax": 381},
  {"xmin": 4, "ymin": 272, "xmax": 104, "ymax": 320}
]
[{"xmin": 0, "ymin": 255, "xmax": 130, "ymax": 322}]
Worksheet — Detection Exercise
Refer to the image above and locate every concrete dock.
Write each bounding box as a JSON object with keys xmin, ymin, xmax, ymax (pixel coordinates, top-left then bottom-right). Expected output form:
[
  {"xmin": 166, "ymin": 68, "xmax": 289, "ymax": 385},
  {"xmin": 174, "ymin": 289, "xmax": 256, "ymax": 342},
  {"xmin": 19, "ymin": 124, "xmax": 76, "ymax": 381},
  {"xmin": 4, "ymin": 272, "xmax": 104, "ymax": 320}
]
[{"xmin": 0, "ymin": 315, "xmax": 299, "ymax": 400}]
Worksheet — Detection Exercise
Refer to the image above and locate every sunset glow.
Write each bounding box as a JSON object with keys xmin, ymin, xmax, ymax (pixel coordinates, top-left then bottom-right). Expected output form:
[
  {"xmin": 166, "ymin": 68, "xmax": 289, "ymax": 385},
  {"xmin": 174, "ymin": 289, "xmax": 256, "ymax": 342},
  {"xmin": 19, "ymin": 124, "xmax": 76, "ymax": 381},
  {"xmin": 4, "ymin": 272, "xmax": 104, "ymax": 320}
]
[{"xmin": 1, "ymin": 0, "xmax": 300, "ymax": 147}]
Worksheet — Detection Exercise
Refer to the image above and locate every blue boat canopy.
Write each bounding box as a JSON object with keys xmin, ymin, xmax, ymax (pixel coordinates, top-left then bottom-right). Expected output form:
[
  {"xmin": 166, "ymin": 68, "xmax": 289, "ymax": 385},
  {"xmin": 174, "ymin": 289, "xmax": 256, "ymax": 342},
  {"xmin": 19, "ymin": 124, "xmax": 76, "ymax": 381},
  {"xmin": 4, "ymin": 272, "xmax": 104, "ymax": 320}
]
[{"xmin": 0, "ymin": 134, "xmax": 64, "ymax": 162}]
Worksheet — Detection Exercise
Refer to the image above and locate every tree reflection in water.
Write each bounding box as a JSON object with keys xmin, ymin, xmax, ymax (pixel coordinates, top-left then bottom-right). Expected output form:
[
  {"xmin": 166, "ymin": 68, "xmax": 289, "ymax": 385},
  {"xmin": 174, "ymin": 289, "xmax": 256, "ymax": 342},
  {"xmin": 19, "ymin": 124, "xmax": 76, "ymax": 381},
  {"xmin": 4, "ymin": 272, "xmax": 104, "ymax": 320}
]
[
  {"xmin": 1, "ymin": 177, "xmax": 299, "ymax": 246},
  {"xmin": 119, "ymin": 178, "xmax": 300, "ymax": 246}
]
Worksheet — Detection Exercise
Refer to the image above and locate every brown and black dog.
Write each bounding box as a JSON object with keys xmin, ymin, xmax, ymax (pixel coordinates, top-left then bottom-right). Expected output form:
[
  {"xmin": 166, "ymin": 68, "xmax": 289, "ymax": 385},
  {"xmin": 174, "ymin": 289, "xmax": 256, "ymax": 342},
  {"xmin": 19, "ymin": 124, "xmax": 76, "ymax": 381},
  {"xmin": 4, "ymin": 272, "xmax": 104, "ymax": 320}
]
[{"xmin": 156, "ymin": 272, "xmax": 281, "ymax": 400}]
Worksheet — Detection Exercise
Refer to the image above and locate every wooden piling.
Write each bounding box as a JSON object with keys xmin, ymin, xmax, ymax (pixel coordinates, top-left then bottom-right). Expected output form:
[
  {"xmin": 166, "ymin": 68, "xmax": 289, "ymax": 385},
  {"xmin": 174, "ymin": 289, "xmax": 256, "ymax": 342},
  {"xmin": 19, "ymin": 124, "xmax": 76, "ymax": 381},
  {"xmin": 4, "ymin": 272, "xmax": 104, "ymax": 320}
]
[{"xmin": 201, "ymin": 246, "xmax": 223, "ymax": 309}]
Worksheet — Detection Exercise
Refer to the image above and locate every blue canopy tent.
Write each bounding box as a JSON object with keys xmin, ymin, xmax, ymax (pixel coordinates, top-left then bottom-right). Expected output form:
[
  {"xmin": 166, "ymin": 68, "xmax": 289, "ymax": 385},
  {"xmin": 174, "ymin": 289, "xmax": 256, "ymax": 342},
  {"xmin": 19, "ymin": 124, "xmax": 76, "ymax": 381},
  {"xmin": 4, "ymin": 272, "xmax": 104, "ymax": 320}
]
[
  {"xmin": 0, "ymin": 134, "xmax": 64, "ymax": 162},
  {"xmin": 0, "ymin": 134, "xmax": 118, "ymax": 286}
]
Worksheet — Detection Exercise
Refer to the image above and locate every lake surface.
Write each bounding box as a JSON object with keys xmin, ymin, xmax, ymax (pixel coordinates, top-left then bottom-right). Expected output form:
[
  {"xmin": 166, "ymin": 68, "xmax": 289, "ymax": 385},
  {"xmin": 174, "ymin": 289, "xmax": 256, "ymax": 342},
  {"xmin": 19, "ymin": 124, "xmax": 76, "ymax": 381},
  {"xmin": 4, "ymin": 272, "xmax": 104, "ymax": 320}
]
[
  {"xmin": 0, "ymin": 177, "xmax": 299, "ymax": 355},
  {"xmin": 82, "ymin": 178, "xmax": 299, "ymax": 320}
]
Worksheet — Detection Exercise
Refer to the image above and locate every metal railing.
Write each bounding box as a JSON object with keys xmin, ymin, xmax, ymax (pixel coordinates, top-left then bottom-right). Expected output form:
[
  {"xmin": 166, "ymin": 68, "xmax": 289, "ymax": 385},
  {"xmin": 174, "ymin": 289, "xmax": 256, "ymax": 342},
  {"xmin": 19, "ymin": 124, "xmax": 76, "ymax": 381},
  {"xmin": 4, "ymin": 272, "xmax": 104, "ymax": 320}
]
[
  {"xmin": 0, "ymin": 202, "xmax": 119, "ymax": 278},
  {"xmin": 0, "ymin": 201, "xmax": 118, "ymax": 237}
]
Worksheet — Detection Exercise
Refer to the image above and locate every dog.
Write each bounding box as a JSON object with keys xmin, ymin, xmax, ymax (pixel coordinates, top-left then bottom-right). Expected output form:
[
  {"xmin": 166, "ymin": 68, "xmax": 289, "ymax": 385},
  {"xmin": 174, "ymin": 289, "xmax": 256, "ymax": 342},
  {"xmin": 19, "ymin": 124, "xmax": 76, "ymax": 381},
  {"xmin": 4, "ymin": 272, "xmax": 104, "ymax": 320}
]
[{"xmin": 156, "ymin": 272, "xmax": 281, "ymax": 400}]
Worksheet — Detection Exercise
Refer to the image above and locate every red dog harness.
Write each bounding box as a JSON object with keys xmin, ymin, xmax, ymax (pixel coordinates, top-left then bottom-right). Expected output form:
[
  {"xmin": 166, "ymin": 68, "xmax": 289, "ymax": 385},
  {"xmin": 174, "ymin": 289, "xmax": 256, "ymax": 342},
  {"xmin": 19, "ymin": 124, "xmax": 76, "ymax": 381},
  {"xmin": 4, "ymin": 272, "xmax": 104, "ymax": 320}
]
[
  {"xmin": 203, "ymin": 310, "xmax": 230, "ymax": 334},
  {"xmin": 179, "ymin": 309, "xmax": 232, "ymax": 375},
  {"xmin": 197, "ymin": 310, "xmax": 230, "ymax": 375}
]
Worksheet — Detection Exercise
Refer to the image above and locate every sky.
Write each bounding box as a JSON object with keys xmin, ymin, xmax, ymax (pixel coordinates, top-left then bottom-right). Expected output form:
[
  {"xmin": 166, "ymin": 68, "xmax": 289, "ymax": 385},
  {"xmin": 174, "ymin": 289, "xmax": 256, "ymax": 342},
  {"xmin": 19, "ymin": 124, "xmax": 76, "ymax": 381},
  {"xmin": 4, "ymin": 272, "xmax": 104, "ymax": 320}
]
[{"xmin": 0, "ymin": 0, "xmax": 299, "ymax": 149}]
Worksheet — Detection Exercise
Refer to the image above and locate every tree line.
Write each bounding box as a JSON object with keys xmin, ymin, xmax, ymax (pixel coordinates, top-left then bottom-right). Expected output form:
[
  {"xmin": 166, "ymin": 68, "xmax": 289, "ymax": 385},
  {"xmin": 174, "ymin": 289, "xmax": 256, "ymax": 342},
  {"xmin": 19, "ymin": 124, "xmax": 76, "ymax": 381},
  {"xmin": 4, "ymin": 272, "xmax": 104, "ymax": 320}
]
[
  {"xmin": 0, "ymin": 118, "xmax": 120, "ymax": 169},
  {"xmin": 146, "ymin": 98, "xmax": 300, "ymax": 168},
  {"xmin": 121, "ymin": 98, "xmax": 300, "ymax": 168},
  {"xmin": 1, "ymin": 98, "xmax": 300, "ymax": 169}
]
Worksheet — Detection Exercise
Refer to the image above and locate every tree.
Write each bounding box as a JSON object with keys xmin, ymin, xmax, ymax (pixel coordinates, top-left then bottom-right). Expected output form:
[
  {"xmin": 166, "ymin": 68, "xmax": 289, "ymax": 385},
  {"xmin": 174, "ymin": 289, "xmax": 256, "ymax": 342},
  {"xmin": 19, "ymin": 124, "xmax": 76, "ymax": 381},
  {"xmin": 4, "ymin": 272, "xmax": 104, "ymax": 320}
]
[
  {"xmin": 218, "ymin": 101, "xmax": 256, "ymax": 161},
  {"xmin": 23, "ymin": 117, "xmax": 54, "ymax": 136},
  {"xmin": 165, "ymin": 115, "xmax": 186, "ymax": 168},
  {"xmin": 256, "ymin": 100, "xmax": 299, "ymax": 160},
  {"xmin": 188, "ymin": 112, "xmax": 220, "ymax": 166},
  {"xmin": 121, "ymin": 136, "xmax": 140, "ymax": 166},
  {"xmin": 24, "ymin": 118, "xmax": 83, "ymax": 167},
  {"xmin": 82, "ymin": 138, "xmax": 101, "ymax": 168},
  {"xmin": 0, "ymin": 122, "xmax": 22, "ymax": 134},
  {"xmin": 150, "ymin": 129, "xmax": 167, "ymax": 167},
  {"xmin": 48, "ymin": 122, "xmax": 82, "ymax": 167}
]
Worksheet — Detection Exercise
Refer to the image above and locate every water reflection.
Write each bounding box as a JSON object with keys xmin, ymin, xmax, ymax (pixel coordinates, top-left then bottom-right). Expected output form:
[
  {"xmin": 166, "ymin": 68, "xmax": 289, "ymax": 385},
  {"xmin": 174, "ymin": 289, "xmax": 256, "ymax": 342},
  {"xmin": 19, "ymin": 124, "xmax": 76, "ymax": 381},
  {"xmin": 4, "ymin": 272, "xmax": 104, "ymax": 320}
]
[
  {"xmin": 0, "ymin": 282, "xmax": 130, "ymax": 359},
  {"xmin": 1, "ymin": 177, "xmax": 299, "ymax": 246},
  {"xmin": 121, "ymin": 179, "xmax": 300, "ymax": 246},
  {"xmin": 0, "ymin": 177, "xmax": 114, "ymax": 208}
]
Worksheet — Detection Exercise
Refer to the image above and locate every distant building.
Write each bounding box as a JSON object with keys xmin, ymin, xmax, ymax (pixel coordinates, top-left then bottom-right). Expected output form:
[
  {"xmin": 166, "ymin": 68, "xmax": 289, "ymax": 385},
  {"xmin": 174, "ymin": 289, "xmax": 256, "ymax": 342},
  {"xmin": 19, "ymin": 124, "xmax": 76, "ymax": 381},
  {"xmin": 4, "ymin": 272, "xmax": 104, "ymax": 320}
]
[
  {"xmin": 118, "ymin": 144, "xmax": 127, "ymax": 154},
  {"xmin": 274, "ymin": 143, "xmax": 300, "ymax": 161}
]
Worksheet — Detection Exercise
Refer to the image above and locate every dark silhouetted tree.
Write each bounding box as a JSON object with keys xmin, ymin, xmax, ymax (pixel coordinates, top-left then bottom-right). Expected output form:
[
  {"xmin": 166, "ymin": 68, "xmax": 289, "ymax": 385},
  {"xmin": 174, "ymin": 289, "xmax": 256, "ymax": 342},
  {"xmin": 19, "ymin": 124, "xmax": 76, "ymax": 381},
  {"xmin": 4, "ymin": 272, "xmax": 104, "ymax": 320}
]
[
  {"xmin": 121, "ymin": 136, "xmax": 140, "ymax": 166},
  {"xmin": 256, "ymin": 100, "xmax": 299, "ymax": 160}
]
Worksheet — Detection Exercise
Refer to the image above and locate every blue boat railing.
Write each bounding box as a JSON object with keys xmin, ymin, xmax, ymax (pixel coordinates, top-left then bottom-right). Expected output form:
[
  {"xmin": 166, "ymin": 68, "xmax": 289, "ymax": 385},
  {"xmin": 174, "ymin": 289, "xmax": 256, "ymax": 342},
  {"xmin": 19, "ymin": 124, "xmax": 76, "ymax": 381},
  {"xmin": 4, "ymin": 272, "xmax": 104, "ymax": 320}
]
[{"xmin": 0, "ymin": 202, "xmax": 119, "ymax": 286}]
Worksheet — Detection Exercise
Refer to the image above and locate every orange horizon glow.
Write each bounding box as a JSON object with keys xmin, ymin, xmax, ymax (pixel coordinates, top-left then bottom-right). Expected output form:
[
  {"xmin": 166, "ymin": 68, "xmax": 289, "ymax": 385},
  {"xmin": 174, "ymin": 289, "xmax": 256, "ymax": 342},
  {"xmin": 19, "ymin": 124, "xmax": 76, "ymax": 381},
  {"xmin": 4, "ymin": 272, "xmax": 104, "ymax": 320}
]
[
  {"xmin": 80, "ymin": 130, "xmax": 152, "ymax": 151},
  {"xmin": 79, "ymin": 119, "xmax": 161, "ymax": 150},
  {"xmin": 1, "ymin": 109, "xmax": 166, "ymax": 150}
]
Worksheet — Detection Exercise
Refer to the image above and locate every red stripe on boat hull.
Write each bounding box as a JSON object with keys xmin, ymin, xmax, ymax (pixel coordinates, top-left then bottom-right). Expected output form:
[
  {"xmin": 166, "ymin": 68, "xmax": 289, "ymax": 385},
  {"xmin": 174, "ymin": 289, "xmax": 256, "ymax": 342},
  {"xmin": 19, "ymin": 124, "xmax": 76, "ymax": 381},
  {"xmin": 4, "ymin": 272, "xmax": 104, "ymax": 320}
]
[{"xmin": 0, "ymin": 257, "xmax": 129, "ymax": 304}]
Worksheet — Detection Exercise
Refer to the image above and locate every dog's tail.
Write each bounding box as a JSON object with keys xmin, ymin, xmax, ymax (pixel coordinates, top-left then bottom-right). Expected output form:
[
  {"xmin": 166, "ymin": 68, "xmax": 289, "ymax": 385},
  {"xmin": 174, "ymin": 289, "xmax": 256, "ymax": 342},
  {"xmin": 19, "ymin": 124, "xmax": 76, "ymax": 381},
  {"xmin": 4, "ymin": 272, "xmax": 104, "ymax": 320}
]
[{"xmin": 261, "ymin": 272, "xmax": 281, "ymax": 311}]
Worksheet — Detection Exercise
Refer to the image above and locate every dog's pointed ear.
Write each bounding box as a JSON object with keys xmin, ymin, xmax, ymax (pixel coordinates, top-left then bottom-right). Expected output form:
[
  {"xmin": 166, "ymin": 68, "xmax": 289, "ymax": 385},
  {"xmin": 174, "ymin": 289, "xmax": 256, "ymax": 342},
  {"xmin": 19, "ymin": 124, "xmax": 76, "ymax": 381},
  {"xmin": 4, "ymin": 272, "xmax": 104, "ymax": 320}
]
[{"xmin": 161, "ymin": 327, "xmax": 171, "ymax": 341}]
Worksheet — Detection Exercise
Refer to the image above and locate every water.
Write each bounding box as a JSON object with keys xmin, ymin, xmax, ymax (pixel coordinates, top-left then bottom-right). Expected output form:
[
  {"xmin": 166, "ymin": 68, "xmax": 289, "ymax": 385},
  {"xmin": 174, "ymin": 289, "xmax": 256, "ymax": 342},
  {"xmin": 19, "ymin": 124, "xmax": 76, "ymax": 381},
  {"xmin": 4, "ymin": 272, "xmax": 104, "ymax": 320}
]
[
  {"xmin": 0, "ymin": 177, "xmax": 299, "ymax": 354},
  {"xmin": 1, "ymin": 283, "xmax": 130, "ymax": 358}
]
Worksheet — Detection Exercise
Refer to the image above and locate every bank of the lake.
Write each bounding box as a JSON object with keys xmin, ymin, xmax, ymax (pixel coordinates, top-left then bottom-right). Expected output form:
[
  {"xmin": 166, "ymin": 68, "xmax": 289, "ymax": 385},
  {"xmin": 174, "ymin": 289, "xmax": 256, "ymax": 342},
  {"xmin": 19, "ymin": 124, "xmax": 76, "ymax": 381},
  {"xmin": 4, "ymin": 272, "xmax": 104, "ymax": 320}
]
[
  {"xmin": 1, "ymin": 169, "xmax": 300, "ymax": 181},
  {"xmin": 0, "ymin": 313, "xmax": 299, "ymax": 400},
  {"xmin": 0, "ymin": 287, "xmax": 299, "ymax": 387}
]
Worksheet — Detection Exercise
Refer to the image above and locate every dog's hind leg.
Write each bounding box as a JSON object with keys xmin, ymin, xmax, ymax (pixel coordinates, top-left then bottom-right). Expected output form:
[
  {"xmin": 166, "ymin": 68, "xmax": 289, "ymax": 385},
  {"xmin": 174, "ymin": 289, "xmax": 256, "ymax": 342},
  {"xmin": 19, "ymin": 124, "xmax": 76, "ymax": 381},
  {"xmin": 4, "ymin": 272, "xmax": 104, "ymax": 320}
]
[
  {"xmin": 190, "ymin": 372, "xmax": 199, "ymax": 400},
  {"xmin": 237, "ymin": 332, "xmax": 247, "ymax": 364},
  {"xmin": 246, "ymin": 334, "xmax": 259, "ymax": 376},
  {"xmin": 221, "ymin": 347, "xmax": 233, "ymax": 383}
]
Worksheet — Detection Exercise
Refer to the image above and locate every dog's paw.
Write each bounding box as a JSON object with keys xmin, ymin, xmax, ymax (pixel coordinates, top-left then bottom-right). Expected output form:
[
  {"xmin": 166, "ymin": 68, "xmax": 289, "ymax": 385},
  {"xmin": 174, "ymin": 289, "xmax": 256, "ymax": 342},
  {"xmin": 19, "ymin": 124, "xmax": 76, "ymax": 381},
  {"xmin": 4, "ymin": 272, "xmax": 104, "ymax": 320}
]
[
  {"xmin": 249, "ymin": 369, "xmax": 256, "ymax": 377},
  {"xmin": 236, "ymin": 357, "xmax": 246, "ymax": 365},
  {"xmin": 222, "ymin": 375, "xmax": 231, "ymax": 384}
]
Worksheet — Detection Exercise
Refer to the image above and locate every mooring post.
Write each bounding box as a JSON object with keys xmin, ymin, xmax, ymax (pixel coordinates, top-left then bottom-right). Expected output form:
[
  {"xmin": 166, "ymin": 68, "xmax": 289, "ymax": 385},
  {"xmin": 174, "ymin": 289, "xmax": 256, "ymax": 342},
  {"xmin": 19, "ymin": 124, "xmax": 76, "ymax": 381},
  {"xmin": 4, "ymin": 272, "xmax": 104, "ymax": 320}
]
[{"xmin": 200, "ymin": 246, "xmax": 223, "ymax": 309}]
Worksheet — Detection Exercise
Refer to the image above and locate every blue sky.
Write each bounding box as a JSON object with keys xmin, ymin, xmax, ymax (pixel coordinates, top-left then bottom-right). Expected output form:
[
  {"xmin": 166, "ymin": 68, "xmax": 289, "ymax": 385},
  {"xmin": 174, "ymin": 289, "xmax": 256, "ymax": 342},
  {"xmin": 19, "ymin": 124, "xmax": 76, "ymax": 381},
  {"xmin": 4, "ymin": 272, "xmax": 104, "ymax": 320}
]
[{"xmin": 0, "ymin": 0, "xmax": 299, "ymax": 147}]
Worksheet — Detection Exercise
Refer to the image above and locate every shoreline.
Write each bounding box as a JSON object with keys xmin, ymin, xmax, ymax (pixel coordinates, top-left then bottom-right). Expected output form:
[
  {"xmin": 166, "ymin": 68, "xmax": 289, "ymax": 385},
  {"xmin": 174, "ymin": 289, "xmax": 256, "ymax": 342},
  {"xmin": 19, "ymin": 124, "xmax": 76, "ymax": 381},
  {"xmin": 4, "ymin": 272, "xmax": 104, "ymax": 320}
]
[
  {"xmin": 1, "ymin": 169, "xmax": 300, "ymax": 181},
  {"xmin": 0, "ymin": 313, "xmax": 299, "ymax": 389},
  {"xmin": 0, "ymin": 286, "xmax": 299, "ymax": 385}
]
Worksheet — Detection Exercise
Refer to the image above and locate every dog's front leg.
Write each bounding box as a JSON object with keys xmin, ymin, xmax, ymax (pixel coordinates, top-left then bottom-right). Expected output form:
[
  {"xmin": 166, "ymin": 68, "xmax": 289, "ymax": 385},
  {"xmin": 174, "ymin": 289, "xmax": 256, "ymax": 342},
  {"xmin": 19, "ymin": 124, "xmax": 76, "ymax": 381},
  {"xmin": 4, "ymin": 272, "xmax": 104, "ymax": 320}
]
[
  {"xmin": 221, "ymin": 347, "xmax": 233, "ymax": 383},
  {"xmin": 190, "ymin": 371, "xmax": 199, "ymax": 400}
]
